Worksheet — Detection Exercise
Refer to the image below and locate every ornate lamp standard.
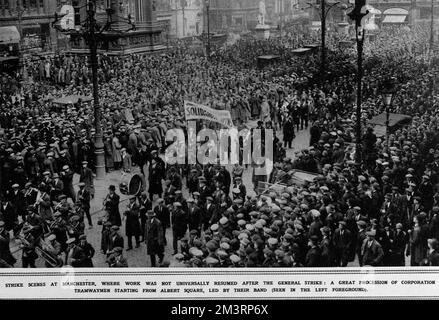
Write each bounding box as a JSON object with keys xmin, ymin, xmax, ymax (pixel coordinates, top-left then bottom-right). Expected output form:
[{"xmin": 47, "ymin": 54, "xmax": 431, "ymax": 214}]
[
  {"xmin": 381, "ymin": 77, "xmax": 397, "ymax": 152},
  {"xmin": 307, "ymin": 0, "xmax": 343, "ymax": 77},
  {"xmin": 205, "ymin": 0, "xmax": 211, "ymax": 59},
  {"xmin": 52, "ymin": 0, "xmax": 134, "ymax": 179},
  {"xmin": 347, "ymin": 0, "xmax": 368, "ymax": 163}
]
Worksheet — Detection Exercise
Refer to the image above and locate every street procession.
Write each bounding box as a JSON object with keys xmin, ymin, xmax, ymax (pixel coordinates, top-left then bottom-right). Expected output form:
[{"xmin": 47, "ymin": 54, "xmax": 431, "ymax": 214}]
[{"xmin": 0, "ymin": 0, "xmax": 439, "ymax": 269}]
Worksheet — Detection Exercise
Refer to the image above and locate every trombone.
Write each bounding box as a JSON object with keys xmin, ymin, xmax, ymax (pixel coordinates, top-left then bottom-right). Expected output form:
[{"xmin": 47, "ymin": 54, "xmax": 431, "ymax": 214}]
[{"xmin": 16, "ymin": 234, "xmax": 63, "ymax": 268}]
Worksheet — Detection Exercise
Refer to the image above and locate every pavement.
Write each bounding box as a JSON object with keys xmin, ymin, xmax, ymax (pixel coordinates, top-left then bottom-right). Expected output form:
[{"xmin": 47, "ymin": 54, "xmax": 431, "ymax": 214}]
[{"xmin": 12, "ymin": 124, "xmax": 315, "ymax": 268}]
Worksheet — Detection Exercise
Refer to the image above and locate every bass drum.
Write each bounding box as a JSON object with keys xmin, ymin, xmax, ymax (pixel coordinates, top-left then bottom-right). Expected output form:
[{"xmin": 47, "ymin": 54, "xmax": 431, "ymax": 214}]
[{"xmin": 119, "ymin": 173, "xmax": 144, "ymax": 196}]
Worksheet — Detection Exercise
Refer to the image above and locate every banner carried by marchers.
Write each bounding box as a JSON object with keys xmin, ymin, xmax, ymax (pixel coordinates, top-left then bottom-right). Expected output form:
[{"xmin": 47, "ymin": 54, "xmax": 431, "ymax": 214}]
[{"xmin": 184, "ymin": 101, "xmax": 234, "ymax": 128}]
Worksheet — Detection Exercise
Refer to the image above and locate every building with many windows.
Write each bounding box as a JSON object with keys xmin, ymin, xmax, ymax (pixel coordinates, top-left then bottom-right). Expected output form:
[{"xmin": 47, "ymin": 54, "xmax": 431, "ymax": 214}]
[{"xmin": 0, "ymin": 0, "xmax": 59, "ymax": 53}]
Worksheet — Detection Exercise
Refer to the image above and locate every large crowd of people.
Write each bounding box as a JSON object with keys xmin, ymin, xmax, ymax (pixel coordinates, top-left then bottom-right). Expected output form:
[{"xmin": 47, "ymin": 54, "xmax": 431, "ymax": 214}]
[{"xmin": 0, "ymin": 23, "xmax": 439, "ymax": 268}]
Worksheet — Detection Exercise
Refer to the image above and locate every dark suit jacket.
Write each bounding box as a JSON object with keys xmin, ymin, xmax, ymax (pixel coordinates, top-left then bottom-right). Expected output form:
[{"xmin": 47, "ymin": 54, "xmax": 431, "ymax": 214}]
[
  {"xmin": 361, "ymin": 239, "xmax": 384, "ymax": 266},
  {"xmin": 154, "ymin": 205, "xmax": 170, "ymax": 228},
  {"xmin": 428, "ymin": 250, "xmax": 439, "ymax": 266},
  {"xmin": 204, "ymin": 203, "xmax": 217, "ymax": 225},
  {"xmin": 108, "ymin": 233, "xmax": 124, "ymax": 252},
  {"xmin": 145, "ymin": 218, "xmax": 164, "ymax": 255},
  {"xmin": 77, "ymin": 189, "xmax": 91, "ymax": 209},
  {"xmin": 0, "ymin": 232, "xmax": 16, "ymax": 266},
  {"xmin": 332, "ymin": 228, "xmax": 352, "ymax": 250},
  {"xmin": 392, "ymin": 230, "xmax": 407, "ymax": 255},
  {"xmin": 305, "ymin": 246, "xmax": 322, "ymax": 267},
  {"xmin": 188, "ymin": 205, "xmax": 202, "ymax": 231}
]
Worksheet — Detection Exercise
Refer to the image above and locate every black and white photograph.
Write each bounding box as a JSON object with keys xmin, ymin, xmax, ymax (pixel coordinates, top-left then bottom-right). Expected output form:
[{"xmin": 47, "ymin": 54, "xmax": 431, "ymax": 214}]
[{"xmin": 0, "ymin": 0, "xmax": 438, "ymax": 301}]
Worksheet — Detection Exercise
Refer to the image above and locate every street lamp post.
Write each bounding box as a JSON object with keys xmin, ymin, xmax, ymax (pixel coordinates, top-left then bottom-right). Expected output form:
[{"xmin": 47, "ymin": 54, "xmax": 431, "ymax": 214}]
[
  {"xmin": 381, "ymin": 77, "xmax": 396, "ymax": 152},
  {"xmin": 87, "ymin": 0, "xmax": 106, "ymax": 180},
  {"xmin": 347, "ymin": 0, "xmax": 367, "ymax": 164},
  {"xmin": 430, "ymin": 0, "xmax": 435, "ymax": 55},
  {"xmin": 320, "ymin": 0, "xmax": 326, "ymax": 76},
  {"xmin": 52, "ymin": 0, "xmax": 134, "ymax": 179},
  {"xmin": 206, "ymin": 0, "xmax": 210, "ymax": 59},
  {"xmin": 309, "ymin": 0, "xmax": 340, "ymax": 78}
]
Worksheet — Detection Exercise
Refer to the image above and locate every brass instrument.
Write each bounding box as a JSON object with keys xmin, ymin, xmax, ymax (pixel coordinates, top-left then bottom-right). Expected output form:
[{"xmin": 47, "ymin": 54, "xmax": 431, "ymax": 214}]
[{"xmin": 16, "ymin": 235, "xmax": 63, "ymax": 268}]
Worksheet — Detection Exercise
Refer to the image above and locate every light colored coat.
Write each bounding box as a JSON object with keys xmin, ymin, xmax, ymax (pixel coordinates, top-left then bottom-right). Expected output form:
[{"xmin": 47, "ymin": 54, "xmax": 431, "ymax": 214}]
[{"xmin": 112, "ymin": 137, "xmax": 122, "ymax": 163}]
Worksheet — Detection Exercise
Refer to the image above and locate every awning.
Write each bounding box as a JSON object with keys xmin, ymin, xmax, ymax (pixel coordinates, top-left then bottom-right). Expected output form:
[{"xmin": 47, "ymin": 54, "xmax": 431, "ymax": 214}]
[
  {"xmin": 382, "ymin": 15, "xmax": 407, "ymax": 23},
  {"xmin": 52, "ymin": 95, "xmax": 93, "ymax": 105},
  {"xmin": 258, "ymin": 55, "xmax": 280, "ymax": 60},
  {"xmin": 0, "ymin": 26, "xmax": 20, "ymax": 44},
  {"xmin": 291, "ymin": 48, "xmax": 312, "ymax": 55},
  {"xmin": 368, "ymin": 113, "xmax": 412, "ymax": 128},
  {"xmin": 0, "ymin": 56, "xmax": 19, "ymax": 62}
]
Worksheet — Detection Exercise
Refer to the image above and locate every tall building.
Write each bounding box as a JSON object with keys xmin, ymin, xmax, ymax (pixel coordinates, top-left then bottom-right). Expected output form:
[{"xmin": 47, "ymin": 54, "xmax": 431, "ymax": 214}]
[
  {"xmin": 66, "ymin": 0, "xmax": 167, "ymax": 54},
  {"xmin": 207, "ymin": 0, "xmax": 274, "ymax": 33},
  {"xmin": 0, "ymin": 0, "xmax": 58, "ymax": 53}
]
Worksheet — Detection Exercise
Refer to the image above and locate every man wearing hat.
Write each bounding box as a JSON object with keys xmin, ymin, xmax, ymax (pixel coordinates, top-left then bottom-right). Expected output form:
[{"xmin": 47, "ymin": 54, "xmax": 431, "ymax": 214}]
[
  {"xmin": 187, "ymin": 168, "xmax": 201, "ymax": 194},
  {"xmin": 332, "ymin": 220, "xmax": 352, "ymax": 267},
  {"xmin": 172, "ymin": 202, "xmax": 188, "ymax": 255},
  {"xmin": 65, "ymin": 237, "xmax": 86, "ymax": 267},
  {"xmin": 124, "ymin": 197, "xmax": 142, "ymax": 251},
  {"xmin": 0, "ymin": 221, "xmax": 16, "ymax": 267},
  {"xmin": 50, "ymin": 173, "xmax": 64, "ymax": 201},
  {"xmin": 232, "ymin": 176, "xmax": 246, "ymax": 200},
  {"xmin": 108, "ymin": 225, "xmax": 124, "ymax": 254},
  {"xmin": 60, "ymin": 165, "xmax": 76, "ymax": 202},
  {"xmin": 77, "ymin": 182, "xmax": 92, "ymax": 228},
  {"xmin": 319, "ymin": 226, "xmax": 333, "ymax": 267},
  {"xmin": 149, "ymin": 157, "xmax": 165, "ymax": 202},
  {"xmin": 9, "ymin": 183, "xmax": 25, "ymax": 222},
  {"xmin": 391, "ymin": 223, "xmax": 408, "ymax": 266},
  {"xmin": 361, "ymin": 230, "xmax": 384, "ymax": 266},
  {"xmin": 0, "ymin": 198, "xmax": 17, "ymax": 235},
  {"xmin": 305, "ymin": 235, "xmax": 322, "ymax": 267},
  {"xmin": 106, "ymin": 247, "xmax": 128, "ymax": 267},
  {"xmin": 197, "ymin": 176, "xmax": 211, "ymax": 202},
  {"xmin": 187, "ymin": 198, "xmax": 202, "ymax": 236},
  {"xmin": 41, "ymin": 234, "xmax": 63, "ymax": 268},
  {"xmin": 104, "ymin": 185, "xmax": 122, "ymax": 227},
  {"xmin": 23, "ymin": 182, "xmax": 38, "ymax": 210},
  {"xmin": 203, "ymin": 197, "xmax": 217, "ymax": 231},
  {"xmin": 79, "ymin": 160, "xmax": 94, "ymax": 199},
  {"xmin": 78, "ymin": 234, "xmax": 95, "ymax": 267},
  {"xmin": 355, "ymin": 220, "xmax": 367, "ymax": 266},
  {"xmin": 426, "ymin": 238, "xmax": 439, "ymax": 266},
  {"xmin": 419, "ymin": 175, "xmax": 434, "ymax": 212}
]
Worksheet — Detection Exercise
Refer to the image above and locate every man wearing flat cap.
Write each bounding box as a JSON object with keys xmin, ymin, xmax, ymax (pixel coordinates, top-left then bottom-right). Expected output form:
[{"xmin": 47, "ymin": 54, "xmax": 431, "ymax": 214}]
[
  {"xmin": 361, "ymin": 230, "xmax": 384, "ymax": 266},
  {"xmin": 172, "ymin": 202, "xmax": 188, "ymax": 255},
  {"xmin": 108, "ymin": 225, "xmax": 124, "ymax": 254},
  {"xmin": 355, "ymin": 220, "xmax": 367, "ymax": 266},
  {"xmin": 187, "ymin": 198, "xmax": 202, "ymax": 236},
  {"xmin": 145, "ymin": 211, "xmax": 165, "ymax": 267},
  {"xmin": 0, "ymin": 221, "xmax": 16, "ymax": 267},
  {"xmin": 203, "ymin": 196, "xmax": 217, "ymax": 231},
  {"xmin": 232, "ymin": 176, "xmax": 246, "ymax": 200},
  {"xmin": 60, "ymin": 165, "xmax": 76, "ymax": 202},
  {"xmin": 305, "ymin": 235, "xmax": 322, "ymax": 267},
  {"xmin": 106, "ymin": 247, "xmax": 128, "ymax": 267},
  {"xmin": 104, "ymin": 185, "xmax": 122, "ymax": 227},
  {"xmin": 391, "ymin": 223, "xmax": 408, "ymax": 266},
  {"xmin": 77, "ymin": 182, "xmax": 92, "ymax": 228},
  {"xmin": 79, "ymin": 160, "xmax": 94, "ymax": 199},
  {"xmin": 65, "ymin": 237, "xmax": 86, "ymax": 267},
  {"xmin": 332, "ymin": 220, "xmax": 352, "ymax": 267},
  {"xmin": 419, "ymin": 175, "xmax": 434, "ymax": 212},
  {"xmin": 79, "ymin": 234, "xmax": 95, "ymax": 267}
]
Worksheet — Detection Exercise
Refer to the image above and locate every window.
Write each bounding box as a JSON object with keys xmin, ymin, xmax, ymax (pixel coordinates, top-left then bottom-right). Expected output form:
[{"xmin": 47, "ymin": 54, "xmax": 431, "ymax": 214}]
[{"xmin": 420, "ymin": 7, "xmax": 439, "ymax": 20}]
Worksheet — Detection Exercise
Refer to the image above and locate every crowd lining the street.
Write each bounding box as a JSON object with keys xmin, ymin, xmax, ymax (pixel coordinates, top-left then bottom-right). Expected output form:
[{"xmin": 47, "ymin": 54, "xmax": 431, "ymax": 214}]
[{"xmin": 0, "ymin": 24, "xmax": 439, "ymax": 268}]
